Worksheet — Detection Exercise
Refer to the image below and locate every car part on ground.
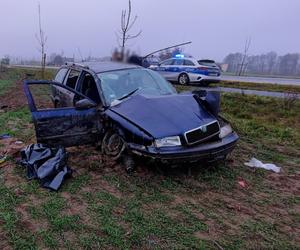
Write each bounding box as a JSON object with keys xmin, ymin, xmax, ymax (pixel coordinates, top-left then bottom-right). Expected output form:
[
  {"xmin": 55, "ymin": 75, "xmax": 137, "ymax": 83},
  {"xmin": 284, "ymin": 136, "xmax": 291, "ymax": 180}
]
[
  {"xmin": 19, "ymin": 144, "xmax": 72, "ymax": 191},
  {"xmin": 122, "ymin": 154, "xmax": 136, "ymax": 174},
  {"xmin": 0, "ymin": 134, "xmax": 11, "ymax": 140},
  {"xmin": 0, "ymin": 155, "xmax": 7, "ymax": 166},
  {"xmin": 244, "ymin": 158, "xmax": 281, "ymax": 173}
]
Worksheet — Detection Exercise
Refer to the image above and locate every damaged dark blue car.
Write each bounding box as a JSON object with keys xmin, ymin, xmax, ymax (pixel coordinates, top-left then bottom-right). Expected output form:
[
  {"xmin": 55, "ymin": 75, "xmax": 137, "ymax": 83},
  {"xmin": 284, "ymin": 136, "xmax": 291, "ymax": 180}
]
[{"xmin": 23, "ymin": 62, "xmax": 238, "ymax": 170}]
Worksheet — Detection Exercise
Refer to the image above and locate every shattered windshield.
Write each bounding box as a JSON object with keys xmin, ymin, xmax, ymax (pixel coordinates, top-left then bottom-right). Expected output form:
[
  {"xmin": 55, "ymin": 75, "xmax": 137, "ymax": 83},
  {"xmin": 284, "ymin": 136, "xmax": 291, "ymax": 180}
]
[{"xmin": 97, "ymin": 68, "xmax": 176, "ymax": 105}]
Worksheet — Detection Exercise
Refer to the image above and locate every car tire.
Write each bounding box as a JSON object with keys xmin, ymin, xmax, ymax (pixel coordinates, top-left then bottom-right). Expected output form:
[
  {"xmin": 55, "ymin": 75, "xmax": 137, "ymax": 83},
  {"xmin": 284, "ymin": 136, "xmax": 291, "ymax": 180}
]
[
  {"xmin": 102, "ymin": 131, "xmax": 126, "ymax": 161},
  {"xmin": 178, "ymin": 73, "xmax": 190, "ymax": 85}
]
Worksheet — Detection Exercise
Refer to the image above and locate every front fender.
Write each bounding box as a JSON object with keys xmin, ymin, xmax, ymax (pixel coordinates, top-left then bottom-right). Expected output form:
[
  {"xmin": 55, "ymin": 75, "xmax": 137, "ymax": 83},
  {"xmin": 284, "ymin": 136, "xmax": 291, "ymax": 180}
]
[
  {"xmin": 104, "ymin": 109, "xmax": 154, "ymax": 146},
  {"xmin": 193, "ymin": 90, "xmax": 220, "ymax": 116}
]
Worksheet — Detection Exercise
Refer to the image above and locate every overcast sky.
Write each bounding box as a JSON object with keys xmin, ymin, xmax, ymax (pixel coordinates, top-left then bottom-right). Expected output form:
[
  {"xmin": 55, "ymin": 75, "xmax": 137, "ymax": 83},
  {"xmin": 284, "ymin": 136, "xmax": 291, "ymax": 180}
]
[{"xmin": 0, "ymin": 0, "xmax": 299, "ymax": 62}]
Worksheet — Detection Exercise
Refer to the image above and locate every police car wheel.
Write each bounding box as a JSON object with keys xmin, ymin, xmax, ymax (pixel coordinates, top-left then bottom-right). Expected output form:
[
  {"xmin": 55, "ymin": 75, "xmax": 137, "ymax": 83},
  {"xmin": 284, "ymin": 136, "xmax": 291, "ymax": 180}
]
[{"xmin": 178, "ymin": 73, "xmax": 189, "ymax": 85}]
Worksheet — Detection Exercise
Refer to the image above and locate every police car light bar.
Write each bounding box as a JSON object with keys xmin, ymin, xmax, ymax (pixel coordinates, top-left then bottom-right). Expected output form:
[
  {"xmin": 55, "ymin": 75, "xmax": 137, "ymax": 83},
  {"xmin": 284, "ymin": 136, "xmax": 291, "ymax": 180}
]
[{"xmin": 175, "ymin": 54, "xmax": 184, "ymax": 58}]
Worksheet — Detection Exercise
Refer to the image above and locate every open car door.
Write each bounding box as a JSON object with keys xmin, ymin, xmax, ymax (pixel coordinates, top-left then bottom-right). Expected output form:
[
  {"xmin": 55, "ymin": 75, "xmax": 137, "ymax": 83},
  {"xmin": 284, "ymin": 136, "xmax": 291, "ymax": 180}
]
[{"xmin": 23, "ymin": 80, "xmax": 102, "ymax": 147}]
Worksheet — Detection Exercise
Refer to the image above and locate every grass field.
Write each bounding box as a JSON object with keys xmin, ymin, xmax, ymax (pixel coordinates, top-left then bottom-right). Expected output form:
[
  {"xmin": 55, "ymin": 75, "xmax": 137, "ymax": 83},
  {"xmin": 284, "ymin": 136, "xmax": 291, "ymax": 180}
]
[{"xmin": 0, "ymin": 68, "xmax": 299, "ymax": 249}]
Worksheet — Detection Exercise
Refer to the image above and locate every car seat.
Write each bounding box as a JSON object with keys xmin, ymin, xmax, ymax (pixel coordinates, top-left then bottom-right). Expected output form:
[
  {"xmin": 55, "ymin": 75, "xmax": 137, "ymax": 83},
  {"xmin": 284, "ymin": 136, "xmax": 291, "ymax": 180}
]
[{"xmin": 84, "ymin": 77, "xmax": 100, "ymax": 103}]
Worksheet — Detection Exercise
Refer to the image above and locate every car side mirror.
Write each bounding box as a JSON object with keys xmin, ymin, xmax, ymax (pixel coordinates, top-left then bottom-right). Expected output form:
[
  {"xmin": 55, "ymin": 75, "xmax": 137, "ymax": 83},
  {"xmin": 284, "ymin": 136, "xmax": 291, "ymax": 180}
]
[{"xmin": 75, "ymin": 99, "xmax": 96, "ymax": 110}]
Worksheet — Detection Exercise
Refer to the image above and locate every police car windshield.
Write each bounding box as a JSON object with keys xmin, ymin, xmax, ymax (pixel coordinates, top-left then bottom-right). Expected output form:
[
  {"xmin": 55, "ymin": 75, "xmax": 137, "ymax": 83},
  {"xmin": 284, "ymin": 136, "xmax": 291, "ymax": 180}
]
[{"xmin": 97, "ymin": 68, "xmax": 176, "ymax": 105}]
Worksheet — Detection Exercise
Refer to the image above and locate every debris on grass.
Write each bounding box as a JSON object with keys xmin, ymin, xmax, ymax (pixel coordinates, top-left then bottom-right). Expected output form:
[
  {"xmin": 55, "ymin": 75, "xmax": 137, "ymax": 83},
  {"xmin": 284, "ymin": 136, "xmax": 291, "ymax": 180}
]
[
  {"xmin": 244, "ymin": 157, "xmax": 281, "ymax": 173},
  {"xmin": 0, "ymin": 155, "xmax": 7, "ymax": 166},
  {"xmin": 0, "ymin": 138, "xmax": 25, "ymax": 157},
  {"xmin": 0, "ymin": 133, "xmax": 11, "ymax": 139},
  {"xmin": 20, "ymin": 144, "xmax": 72, "ymax": 191},
  {"xmin": 15, "ymin": 140, "xmax": 24, "ymax": 145},
  {"xmin": 238, "ymin": 180, "xmax": 246, "ymax": 188},
  {"xmin": 1, "ymin": 105, "xmax": 8, "ymax": 109}
]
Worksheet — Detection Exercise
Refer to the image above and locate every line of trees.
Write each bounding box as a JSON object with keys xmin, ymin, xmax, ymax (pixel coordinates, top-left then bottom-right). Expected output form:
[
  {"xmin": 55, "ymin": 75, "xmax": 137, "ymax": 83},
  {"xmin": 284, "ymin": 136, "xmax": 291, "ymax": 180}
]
[{"xmin": 223, "ymin": 52, "xmax": 300, "ymax": 76}]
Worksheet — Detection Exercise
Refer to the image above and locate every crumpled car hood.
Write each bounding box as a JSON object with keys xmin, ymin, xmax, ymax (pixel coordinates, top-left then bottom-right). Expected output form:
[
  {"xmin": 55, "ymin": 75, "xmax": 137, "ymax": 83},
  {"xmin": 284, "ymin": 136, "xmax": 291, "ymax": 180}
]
[{"xmin": 109, "ymin": 94, "xmax": 217, "ymax": 139}]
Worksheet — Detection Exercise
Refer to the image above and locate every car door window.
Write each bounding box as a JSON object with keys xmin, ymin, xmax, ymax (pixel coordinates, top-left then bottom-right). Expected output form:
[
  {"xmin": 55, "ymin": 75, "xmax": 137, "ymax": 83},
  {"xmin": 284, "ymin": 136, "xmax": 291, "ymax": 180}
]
[
  {"xmin": 29, "ymin": 83, "xmax": 54, "ymax": 110},
  {"xmin": 24, "ymin": 81, "xmax": 100, "ymax": 148},
  {"xmin": 65, "ymin": 70, "xmax": 80, "ymax": 89},
  {"xmin": 173, "ymin": 59, "xmax": 184, "ymax": 65},
  {"xmin": 184, "ymin": 60, "xmax": 195, "ymax": 66},
  {"xmin": 160, "ymin": 59, "xmax": 174, "ymax": 66},
  {"xmin": 77, "ymin": 72, "xmax": 101, "ymax": 104},
  {"xmin": 54, "ymin": 68, "xmax": 68, "ymax": 83}
]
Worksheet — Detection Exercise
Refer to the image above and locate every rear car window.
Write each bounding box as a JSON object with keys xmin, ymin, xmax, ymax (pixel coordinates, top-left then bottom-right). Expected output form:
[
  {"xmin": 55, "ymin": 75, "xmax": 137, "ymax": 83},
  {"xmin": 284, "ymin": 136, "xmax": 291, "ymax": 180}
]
[
  {"xmin": 184, "ymin": 60, "xmax": 195, "ymax": 66},
  {"xmin": 198, "ymin": 60, "xmax": 217, "ymax": 67},
  {"xmin": 65, "ymin": 70, "xmax": 80, "ymax": 89},
  {"xmin": 54, "ymin": 68, "xmax": 68, "ymax": 83}
]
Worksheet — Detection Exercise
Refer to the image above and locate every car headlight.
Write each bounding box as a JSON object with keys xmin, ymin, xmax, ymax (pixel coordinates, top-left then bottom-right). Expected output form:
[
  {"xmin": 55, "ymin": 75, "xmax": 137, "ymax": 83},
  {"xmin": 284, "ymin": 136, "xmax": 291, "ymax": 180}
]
[
  {"xmin": 155, "ymin": 136, "xmax": 181, "ymax": 148},
  {"xmin": 219, "ymin": 124, "xmax": 233, "ymax": 139}
]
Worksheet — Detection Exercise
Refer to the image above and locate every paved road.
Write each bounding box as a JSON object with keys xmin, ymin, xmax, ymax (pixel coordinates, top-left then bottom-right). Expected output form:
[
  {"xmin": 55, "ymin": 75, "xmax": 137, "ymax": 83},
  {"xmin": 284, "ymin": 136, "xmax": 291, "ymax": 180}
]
[
  {"xmin": 9, "ymin": 64, "xmax": 59, "ymax": 70},
  {"xmin": 176, "ymin": 82, "xmax": 300, "ymax": 99},
  {"xmin": 202, "ymin": 87, "xmax": 300, "ymax": 99},
  {"xmin": 222, "ymin": 75, "xmax": 300, "ymax": 86}
]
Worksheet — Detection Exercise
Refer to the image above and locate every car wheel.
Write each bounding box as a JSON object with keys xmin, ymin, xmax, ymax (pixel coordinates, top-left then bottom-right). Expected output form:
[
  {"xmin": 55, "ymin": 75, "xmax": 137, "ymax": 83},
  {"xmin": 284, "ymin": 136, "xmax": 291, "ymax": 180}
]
[
  {"xmin": 178, "ymin": 73, "xmax": 190, "ymax": 85},
  {"xmin": 102, "ymin": 131, "xmax": 136, "ymax": 173},
  {"xmin": 102, "ymin": 131, "xmax": 126, "ymax": 161}
]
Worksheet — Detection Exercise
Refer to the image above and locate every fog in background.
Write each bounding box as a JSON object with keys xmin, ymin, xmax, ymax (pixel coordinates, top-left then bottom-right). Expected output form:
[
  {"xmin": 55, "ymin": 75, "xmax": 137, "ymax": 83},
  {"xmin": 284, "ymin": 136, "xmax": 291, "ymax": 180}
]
[{"xmin": 0, "ymin": 0, "xmax": 299, "ymax": 62}]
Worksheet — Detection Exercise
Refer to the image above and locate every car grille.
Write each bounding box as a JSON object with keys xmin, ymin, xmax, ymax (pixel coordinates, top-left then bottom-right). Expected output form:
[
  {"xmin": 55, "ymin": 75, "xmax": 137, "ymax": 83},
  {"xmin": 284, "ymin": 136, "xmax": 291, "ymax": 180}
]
[{"xmin": 184, "ymin": 121, "xmax": 220, "ymax": 145}]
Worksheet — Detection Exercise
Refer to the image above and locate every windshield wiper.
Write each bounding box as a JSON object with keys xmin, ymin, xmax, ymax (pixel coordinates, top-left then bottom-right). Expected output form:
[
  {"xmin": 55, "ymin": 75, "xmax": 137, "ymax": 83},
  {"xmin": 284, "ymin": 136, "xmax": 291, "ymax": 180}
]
[{"xmin": 118, "ymin": 88, "xmax": 140, "ymax": 101}]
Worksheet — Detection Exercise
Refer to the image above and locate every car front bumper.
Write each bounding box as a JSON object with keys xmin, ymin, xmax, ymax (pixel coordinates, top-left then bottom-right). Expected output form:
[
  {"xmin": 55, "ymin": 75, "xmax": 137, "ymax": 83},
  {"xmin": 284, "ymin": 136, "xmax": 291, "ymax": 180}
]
[{"xmin": 128, "ymin": 132, "xmax": 239, "ymax": 163}]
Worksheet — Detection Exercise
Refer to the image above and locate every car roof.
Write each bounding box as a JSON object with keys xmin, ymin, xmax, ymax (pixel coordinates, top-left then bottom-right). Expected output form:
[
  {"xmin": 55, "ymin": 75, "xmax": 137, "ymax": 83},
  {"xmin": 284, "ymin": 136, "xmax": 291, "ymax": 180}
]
[
  {"xmin": 65, "ymin": 61, "xmax": 141, "ymax": 73},
  {"xmin": 161, "ymin": 57, "xmax": 198, "ymax": 63}
]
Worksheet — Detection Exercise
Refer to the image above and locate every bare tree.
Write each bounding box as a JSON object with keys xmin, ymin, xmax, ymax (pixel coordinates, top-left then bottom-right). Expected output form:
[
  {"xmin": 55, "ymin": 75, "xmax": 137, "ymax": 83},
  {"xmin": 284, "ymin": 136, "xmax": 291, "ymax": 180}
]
[
  {"xmin": 238, "ymin": 37, "xmax": 251, "ymax": 76},
  {"xmin": 35, "ymin": 3, "xmax": 47, "ymax": 78},
  {"xmin": 116, "ymin": 0, "xmax": 142, "ymax": 61}
]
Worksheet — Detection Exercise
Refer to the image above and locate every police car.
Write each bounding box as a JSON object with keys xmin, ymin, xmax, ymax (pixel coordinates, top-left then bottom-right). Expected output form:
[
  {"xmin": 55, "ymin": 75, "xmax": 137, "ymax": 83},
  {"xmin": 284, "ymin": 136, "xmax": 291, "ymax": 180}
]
[{"xmin": 150, "ymin": 55, "xmax": 221, "ymax": 85}]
